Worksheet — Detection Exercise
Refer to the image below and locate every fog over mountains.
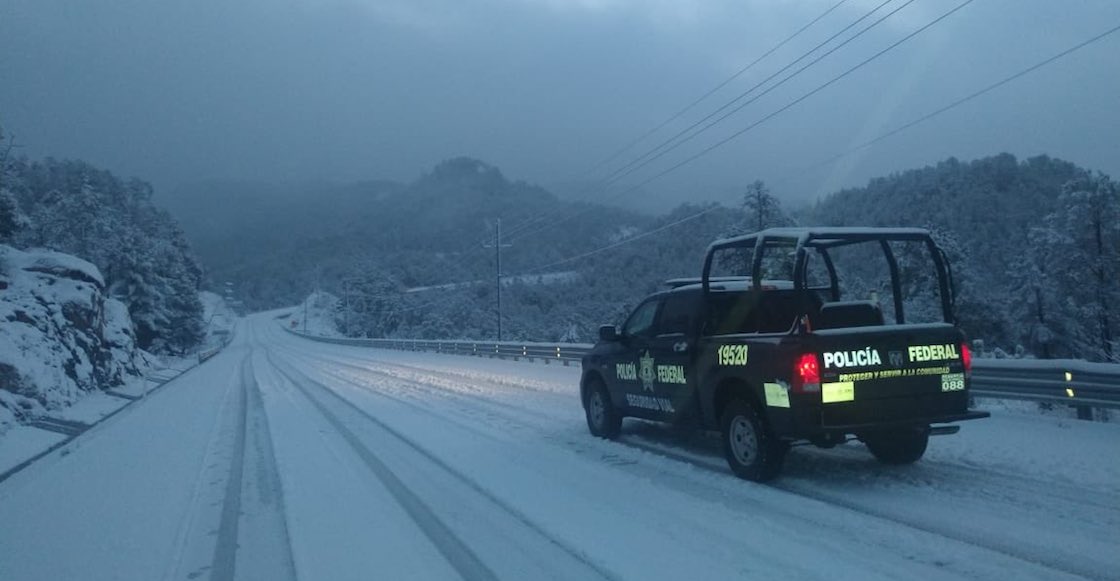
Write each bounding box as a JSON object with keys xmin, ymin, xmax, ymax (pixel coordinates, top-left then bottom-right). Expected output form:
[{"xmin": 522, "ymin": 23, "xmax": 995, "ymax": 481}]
[{"xmin": 164, "ymin": 153, "xmax": 1118, "ymax": 361}]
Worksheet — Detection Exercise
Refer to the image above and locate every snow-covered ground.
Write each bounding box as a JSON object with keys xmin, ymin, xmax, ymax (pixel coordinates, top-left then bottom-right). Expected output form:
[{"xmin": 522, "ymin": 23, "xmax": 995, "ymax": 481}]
[
  {"xmin": 200, "ymin": 290, "xmax": 237, "ymax": 349},
  {"xmin": 287, "ymin": 291, "xmax": 341, "ymax": 338},
  {"xmin": 0, "ymin": 313, "xmax": 1116, "ymax": 580}
]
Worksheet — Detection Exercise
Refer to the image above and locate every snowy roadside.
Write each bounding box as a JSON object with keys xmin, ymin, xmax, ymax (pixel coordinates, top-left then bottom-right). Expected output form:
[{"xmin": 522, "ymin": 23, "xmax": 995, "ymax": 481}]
[
  {"xmin": 269, "ymin": 323, "xmax": 1120, "ymax": 579},
  {"xmin": 283, "ymin": 326, "xmax": 1120, "ymax": 490},
  {"xmin": 0, "ymin": 335, "xmax": 237, "ymax": 480}
]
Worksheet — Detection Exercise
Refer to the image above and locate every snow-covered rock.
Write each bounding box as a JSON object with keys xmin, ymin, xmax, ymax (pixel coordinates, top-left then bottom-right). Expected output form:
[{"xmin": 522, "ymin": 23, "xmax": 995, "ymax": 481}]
[{"xmin": 0, "ymin": 245, "xmax": 144, "ymax": 434}]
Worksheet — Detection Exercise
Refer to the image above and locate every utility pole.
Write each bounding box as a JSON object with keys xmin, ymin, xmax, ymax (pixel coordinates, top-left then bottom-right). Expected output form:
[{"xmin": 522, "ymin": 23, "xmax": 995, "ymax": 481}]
[
  {"xmin": 341, "ymin": 276, "xmax": 361, "ymax": 337},
  {"xmin": 483, "ymin": 218, "xmax": 512, "ymax": 341}
]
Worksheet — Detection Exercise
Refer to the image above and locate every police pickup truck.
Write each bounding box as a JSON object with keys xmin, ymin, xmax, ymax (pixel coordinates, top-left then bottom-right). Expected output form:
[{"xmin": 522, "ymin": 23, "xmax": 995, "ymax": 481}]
[{"xmin": 580, "ymin": 227, "xmax": 989, "ymax": 481}]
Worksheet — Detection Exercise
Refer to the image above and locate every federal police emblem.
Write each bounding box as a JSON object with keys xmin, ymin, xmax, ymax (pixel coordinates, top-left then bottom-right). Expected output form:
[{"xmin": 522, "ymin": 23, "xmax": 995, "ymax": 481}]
[
  {"xmin": 889, "ymin": 350, "xmax": 904, "ymax": 367},
  {"xmin": 639, "ymin": 351, "xmax": 655, "ymax": 391}
]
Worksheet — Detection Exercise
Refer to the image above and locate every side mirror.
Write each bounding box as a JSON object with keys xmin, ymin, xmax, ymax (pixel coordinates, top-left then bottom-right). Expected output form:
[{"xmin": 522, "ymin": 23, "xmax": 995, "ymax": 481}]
[{"xmin": 598, "ymin": 325, "xmax": 620, "ymax": 342}]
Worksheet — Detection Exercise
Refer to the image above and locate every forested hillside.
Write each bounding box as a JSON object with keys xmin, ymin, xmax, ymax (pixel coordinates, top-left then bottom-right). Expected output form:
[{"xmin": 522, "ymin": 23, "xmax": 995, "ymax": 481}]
[
  {"xmin": 166, "ymin": 157, "xmax": 653, "ymax": 310},
  {"xmin": 805, "ymin": 154, "xmax": 1117, "ymax": 362},
  {"xmin": 0, "ymin": 132, "xmax": 206, "ymax": 354},
  {"xmin": 170, "ymin": 153, "xmax": 1116, "ymax": 362}
]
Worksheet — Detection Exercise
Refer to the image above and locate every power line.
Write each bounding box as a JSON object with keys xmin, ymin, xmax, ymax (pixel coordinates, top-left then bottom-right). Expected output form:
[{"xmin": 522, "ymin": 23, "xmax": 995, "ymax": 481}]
[
  {"xmin": 353, "ymin": 0, "xmax": 977, "ymax": 317},
  {"xmin": 594, "ymin": 0, "xmax": 905, "ymax": 187},
  {"xmin": 517, "ymin": 204, "xmax": 726, "ymax": 275},
  {"xmin": 507, "ymin": 0, "xmax": 967, "ymax": 246},
  {"xmin": 792, "ymin": 20, "xmax": 1120, "ymax": 178},
  {"xmin": 583, "ymin": 0, "xmax": 853, "ymax": 179},
  {"xmin": 383, "ymin": 14, "xmax": 1117, "ymax": 323},
  {"xmin": 495, "ymin": 0, "xmax": 863, "ymax": 244},
  {"xmin": 508, "ymin": 16, "xmax": 1116, "ymax": 279},
  {"xmin": 626, "ymin": 0, "xmax": 978, "ymax": 196}
]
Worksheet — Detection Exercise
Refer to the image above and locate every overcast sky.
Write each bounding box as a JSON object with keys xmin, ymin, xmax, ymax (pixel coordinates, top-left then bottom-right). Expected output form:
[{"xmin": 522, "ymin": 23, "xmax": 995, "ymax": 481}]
[{"xmin": 2, "ymin": 0, "xmax": 1118, "ymax": 212}]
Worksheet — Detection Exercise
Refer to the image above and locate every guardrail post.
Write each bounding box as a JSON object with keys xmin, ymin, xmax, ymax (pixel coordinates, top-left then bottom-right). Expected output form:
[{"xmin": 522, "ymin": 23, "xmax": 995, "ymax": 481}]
[{"xmin": 1066, "ymin": 370, "xmax": 1093, "ymax": 420}]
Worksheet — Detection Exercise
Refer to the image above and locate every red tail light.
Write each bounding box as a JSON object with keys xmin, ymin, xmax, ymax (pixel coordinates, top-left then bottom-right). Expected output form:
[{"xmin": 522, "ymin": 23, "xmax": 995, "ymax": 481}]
[
  {"xmin": 961, "ymin": 342, "xmax": 972, "ymax": 377},
  {"xmin": 792, "ymin": 353, "xmax": 821, "ymax": 393}
]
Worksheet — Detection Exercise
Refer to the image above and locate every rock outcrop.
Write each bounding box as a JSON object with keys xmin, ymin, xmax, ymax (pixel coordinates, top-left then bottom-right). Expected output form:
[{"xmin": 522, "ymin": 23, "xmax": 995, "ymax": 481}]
[{"xmin": 0, "ymin": 245, "xmax": 143, "ymax": 432}]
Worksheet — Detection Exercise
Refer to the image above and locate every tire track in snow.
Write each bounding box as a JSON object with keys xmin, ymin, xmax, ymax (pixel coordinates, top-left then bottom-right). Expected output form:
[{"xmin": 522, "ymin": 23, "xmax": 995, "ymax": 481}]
[
  {"xmin": 200, "ymin": 338, "xmax": 298, "ymax": 581},
  {"xmin": 208, "ymin": 356, "xmax": 249, "ymax": 581},
  {"xmin": 269, "ymin": 346, "xmax": 1022, "ymax": 581},
  {"xmin": 291, "ymin": 337, "xmax": 1118, "ymax": 521},
  {"xmin": 266, "ymin": 351, "xmax": 618, "ymax": 581},
  {"xmin": 267, "ymin": 355, "xmax": 501, "ymax": 581},
  {"xmin": 273, "ymin": 337, "xmax": 1110, "ymax": 580},
  {"xmin": 619, "ymin": 434, "xmax": 1112, "ymax": 581},
  {"xmin": 161, "ymin": 354, "xmax": 243, "ymax": 581},
  {"xmin": 231, "ymin": 352, "xmax": 298, "ymax": 581}
]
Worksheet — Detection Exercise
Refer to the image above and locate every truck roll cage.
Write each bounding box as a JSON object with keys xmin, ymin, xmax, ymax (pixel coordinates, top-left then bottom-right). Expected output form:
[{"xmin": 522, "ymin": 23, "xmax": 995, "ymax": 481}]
[{"xmin": 700, "ymin": 227, "xmax": 956, "ymax": 327}]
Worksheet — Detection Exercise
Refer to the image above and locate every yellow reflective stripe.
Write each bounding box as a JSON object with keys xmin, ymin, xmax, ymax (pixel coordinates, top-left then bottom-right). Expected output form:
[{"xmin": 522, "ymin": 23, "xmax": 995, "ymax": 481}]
[
  {"xmin": 764, "ymin": 383, "xmax": 790, "ymax": 408},
  {"xmin": 822, "ymin": 381, "xmax": 855, "ymax": 403}
]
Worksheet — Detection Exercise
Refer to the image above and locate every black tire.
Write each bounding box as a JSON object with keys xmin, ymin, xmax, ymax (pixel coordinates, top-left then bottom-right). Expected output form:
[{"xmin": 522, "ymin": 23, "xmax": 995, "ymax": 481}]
[
  {"xmin": 720, "ymin": 398, "xmax": 786, "ymax": 482},
  {"xmin": 584, "ymin": 379, "xmax": 621, "ymax": 439},
  {"xmin": 864, "ymin": 426, "xmax": 929, "ymax": 464}
]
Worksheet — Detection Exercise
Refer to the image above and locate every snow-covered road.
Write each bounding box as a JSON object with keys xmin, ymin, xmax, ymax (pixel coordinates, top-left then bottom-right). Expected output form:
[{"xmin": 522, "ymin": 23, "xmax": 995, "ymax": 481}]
[{"xmin": 1, "ymin": 314, "xmax": 1117, "ymax": 580}]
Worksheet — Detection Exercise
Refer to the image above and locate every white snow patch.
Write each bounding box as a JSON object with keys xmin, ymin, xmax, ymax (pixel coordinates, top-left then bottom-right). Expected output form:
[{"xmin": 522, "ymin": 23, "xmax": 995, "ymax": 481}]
[{"xmin": 287, "ymin": 291, "xmax": 341, "ymax": 337}]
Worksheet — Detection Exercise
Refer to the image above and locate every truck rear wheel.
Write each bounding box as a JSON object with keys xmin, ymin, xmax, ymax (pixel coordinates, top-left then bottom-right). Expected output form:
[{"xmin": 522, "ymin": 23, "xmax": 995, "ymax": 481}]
[
  {"xmin": 585, "ymin": 378, "xmax": 621, "ymax": 439},
  {"xmin": 864, "ymin": 427, "xmax": 929, "ymax": 464},
  {"xmin": 720, "ymin": 398, "xmax": 786, "ymax": 482}
]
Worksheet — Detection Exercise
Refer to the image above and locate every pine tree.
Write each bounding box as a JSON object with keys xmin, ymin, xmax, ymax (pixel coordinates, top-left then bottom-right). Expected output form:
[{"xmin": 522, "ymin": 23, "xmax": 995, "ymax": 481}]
[
  {"xmin": 1036, "ymin": 173, "xmax": 1119, "ymax": 361},
  {"xmin": 335, "ymin": 264, "xmax": 404, "ymax": 338},
  {"xmin": 0, "ymin": 127, "xmax": 20, "ymax": 241},
  {"xmin": 740, "ymin": 180, "xmax": 793, "ymax": 232},
  {"xmin": 717, "ymin": 181, "xmax": 796, "ymax": 278},
  {"xmin": 5, "ymin": 158, "xmax": 205, "ymax": 353}
]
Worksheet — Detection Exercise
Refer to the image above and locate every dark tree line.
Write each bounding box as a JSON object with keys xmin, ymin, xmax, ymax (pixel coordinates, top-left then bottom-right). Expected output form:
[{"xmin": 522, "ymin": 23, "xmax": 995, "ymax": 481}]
[
  {"xmin": 807, "ymin": 154, "xmax": 1118, "ymax": 361},
  {"xmin": 322, "ymin": 155, "xmax": 1118, "ymax": 363}
]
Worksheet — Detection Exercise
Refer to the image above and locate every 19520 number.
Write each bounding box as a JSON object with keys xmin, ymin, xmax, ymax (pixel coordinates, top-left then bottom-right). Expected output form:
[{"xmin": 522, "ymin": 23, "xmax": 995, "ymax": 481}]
[{"xmin": 717, "ymin": 344, "xmax": 749, "ymax": 366}]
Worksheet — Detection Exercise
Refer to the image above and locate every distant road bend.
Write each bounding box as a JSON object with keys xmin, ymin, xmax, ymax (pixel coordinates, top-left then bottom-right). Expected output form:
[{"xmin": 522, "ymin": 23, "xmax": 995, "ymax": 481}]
[{"xmin": 0, "ymin": 314, "xmax": 1116, "ymax": 580}]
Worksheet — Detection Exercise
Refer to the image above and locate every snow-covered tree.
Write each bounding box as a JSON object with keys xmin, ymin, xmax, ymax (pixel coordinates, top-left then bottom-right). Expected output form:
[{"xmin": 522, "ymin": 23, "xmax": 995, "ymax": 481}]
[
  {"xmin": 0, "ymin": 126, "xmax": 24, "ymax": 242},
  {"xmin": 716, "ymin": 181, "xmax": 796, "ymax": 278},
  {"xmin": 5, "ymin": 157, "xmax": 205, "ymax": 353},
  {"xmin": 740, "ymin": 180, "xmax": 794, "ymax": 233},
  {"xmin": 335, "ymin": 264, "xmax": 405, "ymax": 338},
  {"xmin": 1029, "ymin": 173, "xmax": 1119, "ymax": 361}
]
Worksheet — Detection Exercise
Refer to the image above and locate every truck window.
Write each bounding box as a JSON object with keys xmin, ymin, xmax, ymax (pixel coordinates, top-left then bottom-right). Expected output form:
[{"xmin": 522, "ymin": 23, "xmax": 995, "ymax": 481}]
[
  {"xmin": 623, "ymin": 299, "xmax": 660, "ymax": 338},
  {"xmin": 705, "ymin": 292, "xmax": 760, "ymax": 335},
  {"xmin": 656, "ymin": 295, "xmax": 692, "ymax": 336},
  {"xmin": 705, "ymin": 291, "xmax": 813, "ymax": 335}
]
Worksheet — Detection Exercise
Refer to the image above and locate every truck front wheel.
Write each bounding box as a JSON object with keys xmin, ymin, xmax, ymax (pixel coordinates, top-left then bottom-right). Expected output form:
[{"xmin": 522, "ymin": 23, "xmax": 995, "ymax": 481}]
[
  {"xmin": 863, "ymin": 427, "xmax": 929, "ymax": 464},
  {"xmin": 720, "ymin": 398, "xmax": 786, "ymax": 482}
]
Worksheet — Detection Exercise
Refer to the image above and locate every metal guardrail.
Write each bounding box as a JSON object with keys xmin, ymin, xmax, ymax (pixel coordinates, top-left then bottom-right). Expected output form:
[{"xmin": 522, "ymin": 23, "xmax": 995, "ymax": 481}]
[
  {"xmin": 284, "ymin": 328, "xmax": 1120, "ymax": 413},
  {"xmin": 284, "ymin": 329, "xmax": 592, "ymax": 365},
  {"xmin": 971, "ymin": 360, "xmax": 1120, "ymax": 417}
]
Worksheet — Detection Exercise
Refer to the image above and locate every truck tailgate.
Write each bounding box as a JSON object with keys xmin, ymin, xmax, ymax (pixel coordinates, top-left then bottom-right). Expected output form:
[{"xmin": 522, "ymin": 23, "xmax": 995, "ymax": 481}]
[{"xmin": 807, "ymin": 324, "xmax": 971, "ymax": 427}]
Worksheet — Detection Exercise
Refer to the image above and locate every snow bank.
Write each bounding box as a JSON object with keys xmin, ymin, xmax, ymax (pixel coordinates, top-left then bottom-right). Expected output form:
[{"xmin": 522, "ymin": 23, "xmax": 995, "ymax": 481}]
[{"xmin": 0, "ymin": 245, "xmax": 144, "ymax": 434}]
